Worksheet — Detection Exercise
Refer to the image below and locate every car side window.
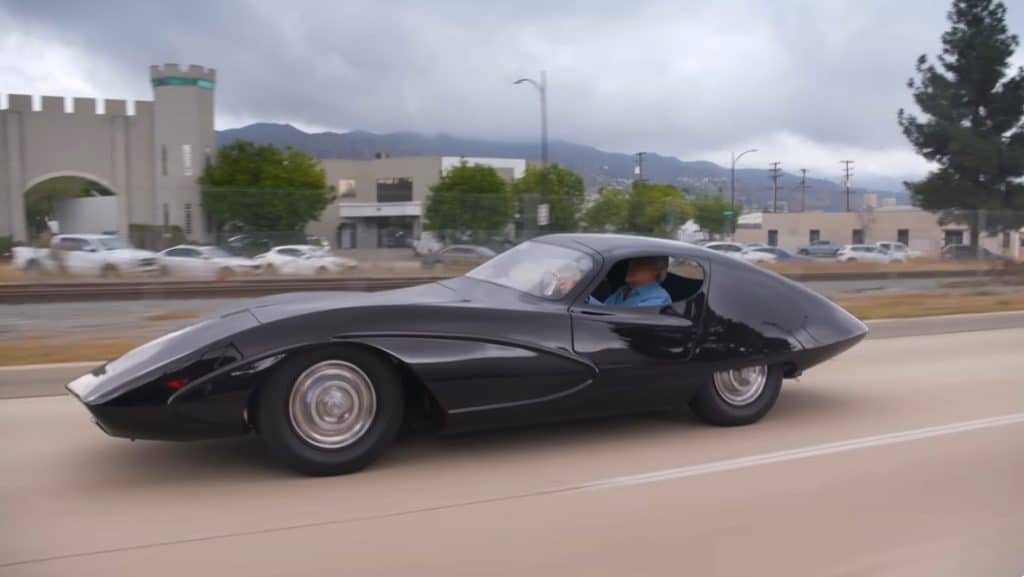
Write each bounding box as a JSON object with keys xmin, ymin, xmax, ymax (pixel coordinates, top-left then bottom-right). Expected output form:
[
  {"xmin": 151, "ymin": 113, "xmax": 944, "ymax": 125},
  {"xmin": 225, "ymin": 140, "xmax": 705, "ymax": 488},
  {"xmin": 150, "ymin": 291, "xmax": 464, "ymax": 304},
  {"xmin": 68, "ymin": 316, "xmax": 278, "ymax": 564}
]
[
  {"xmin": 582, "ymin": 255, "xmax": 704, "ymax": 310},
  {"xmin": 278, "ymin": 248, "xmax": 303, "ymax": 257}
]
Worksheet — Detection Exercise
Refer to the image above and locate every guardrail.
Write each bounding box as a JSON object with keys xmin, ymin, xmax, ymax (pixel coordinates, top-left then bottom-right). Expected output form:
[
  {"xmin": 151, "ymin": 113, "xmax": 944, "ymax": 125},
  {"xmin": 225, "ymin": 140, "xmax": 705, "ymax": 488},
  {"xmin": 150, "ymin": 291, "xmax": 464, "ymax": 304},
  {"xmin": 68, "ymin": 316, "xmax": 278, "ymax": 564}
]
[{"xmin": 0, "ymin": 267, "xmax": 1017, "ymax": 304}]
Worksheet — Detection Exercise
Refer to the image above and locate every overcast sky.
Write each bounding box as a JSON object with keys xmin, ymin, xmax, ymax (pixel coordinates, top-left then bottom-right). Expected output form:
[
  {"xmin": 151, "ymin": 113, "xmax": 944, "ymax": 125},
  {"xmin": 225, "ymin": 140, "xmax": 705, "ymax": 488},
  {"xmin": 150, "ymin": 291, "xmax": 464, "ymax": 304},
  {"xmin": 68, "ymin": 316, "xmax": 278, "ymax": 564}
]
[{"xmin": 2, "ymin": 0, "xmax": 1023, "ymax": 184}]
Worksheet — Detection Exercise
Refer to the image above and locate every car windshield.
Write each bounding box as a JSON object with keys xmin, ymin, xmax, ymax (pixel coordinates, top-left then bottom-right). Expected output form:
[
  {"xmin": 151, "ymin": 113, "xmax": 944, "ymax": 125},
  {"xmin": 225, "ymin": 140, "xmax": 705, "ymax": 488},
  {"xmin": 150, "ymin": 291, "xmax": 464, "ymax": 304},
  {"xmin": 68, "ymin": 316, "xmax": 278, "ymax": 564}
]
[
  {"xmin": 97, "ymin": 237, "xmax": 129, "ymax": 250},
  {"xmin": 466, "ymin": 241, "xmax": 593, "ymax": 299}
]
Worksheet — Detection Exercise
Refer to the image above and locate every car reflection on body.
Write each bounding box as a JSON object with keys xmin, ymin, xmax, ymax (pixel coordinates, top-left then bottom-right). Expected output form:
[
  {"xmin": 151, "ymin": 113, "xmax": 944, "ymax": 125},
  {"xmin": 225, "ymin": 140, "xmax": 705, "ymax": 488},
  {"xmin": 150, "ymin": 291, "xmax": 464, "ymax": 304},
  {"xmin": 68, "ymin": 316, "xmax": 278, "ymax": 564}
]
[
  {"xmin": 255, "ymin": 245, "xmax": 358, "ymax": 276},
  {"xmin": 67, "ymin": 234, "xmax": 866, "ymax": 476},
  {"xmin": 156, "ymin": 245, "xmax": 263, "ymax": 279}
]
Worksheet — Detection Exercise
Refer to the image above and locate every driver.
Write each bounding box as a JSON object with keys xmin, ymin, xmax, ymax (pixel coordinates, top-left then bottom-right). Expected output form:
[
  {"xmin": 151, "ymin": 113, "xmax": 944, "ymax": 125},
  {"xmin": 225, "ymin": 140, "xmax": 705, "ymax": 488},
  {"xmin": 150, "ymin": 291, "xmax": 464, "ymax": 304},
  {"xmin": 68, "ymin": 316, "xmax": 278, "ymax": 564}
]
[{"xmin": 590, "ymin": 256, "xmax": 671, "ymax": 307}]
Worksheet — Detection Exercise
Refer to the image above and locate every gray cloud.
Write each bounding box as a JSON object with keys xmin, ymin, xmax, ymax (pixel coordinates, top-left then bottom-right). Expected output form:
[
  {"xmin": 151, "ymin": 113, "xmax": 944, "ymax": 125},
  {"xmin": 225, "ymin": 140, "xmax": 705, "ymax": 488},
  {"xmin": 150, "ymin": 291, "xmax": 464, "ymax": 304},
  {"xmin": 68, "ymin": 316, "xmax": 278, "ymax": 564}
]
[{"xmin": 1, "ymin": 0, "xmax": 1022, "ymax": 180}]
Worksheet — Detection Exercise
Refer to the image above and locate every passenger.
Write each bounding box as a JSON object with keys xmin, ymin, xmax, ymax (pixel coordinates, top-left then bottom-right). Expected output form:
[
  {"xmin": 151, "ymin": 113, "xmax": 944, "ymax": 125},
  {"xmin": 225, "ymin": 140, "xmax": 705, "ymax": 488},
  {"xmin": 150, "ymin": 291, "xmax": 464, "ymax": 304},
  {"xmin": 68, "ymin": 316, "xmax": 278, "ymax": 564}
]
[
  {"xmin": 590, "ymin": 256, "xmax": 671, "ymax": 307},
  {"xmin": 552, "ymin": 263, "xmax": 583, "ymax": 297}
]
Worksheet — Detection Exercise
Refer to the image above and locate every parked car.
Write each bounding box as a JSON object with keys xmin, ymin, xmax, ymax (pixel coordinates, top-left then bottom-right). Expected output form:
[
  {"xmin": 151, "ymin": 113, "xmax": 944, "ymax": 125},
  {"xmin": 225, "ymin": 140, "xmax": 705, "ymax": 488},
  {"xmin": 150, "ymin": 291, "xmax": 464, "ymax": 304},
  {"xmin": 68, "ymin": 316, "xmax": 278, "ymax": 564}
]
[
  {"xmin": 66, "ymin": 233, "xmax": 867, "ymax": 475},
  {"xmin": 255, "ymin": 245, "xmax": 357, "ymax": 275},
  {"xmin": 412, "ymin": 233, "xmax": 444, "ymax": 256},
  {"xmin": 702, "ymin": 242, "xmax": 746, "ymax": 257},
  {"xmin": 940, "ymin": 244, "xmax": 1012, "ymax": 262},
  {"xmin": 422, "ymin": 245, "xmax": 497, "ymax": 267},
  {"xmin": 875, "ymin": 241, "xmax": 922, "ymax": 260},
  {"xmin": 836, "ymin": 244, "xmax": 895, "ymax": 263},
  {"xmin": 742, "ymin": 246, "xmax": 811, "ymax": 263},
  {"xmin": 796, "ymin": 240, "xmax": 841, "ymax": 257},
  {"xmin": 157, "ymin": 245, "xmax": 263, "ymax": 279},
  {"xmin": 12, "ymin": 234, "xmax": 159, "ymax": 277}
]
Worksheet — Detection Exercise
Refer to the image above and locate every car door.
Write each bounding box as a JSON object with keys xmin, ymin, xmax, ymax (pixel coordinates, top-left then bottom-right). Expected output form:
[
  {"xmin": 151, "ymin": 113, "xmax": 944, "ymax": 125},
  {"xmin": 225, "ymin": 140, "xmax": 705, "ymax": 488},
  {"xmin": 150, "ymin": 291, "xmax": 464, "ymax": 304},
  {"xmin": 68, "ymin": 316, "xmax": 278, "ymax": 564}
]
[
  {"xmin": 59, "ymin": 237, "xmax": 98, "ymax": 276},
  {"xmin": 163, "ymin": 248, "xmax": 204, "ymax": 276},
  {"xmin": 569, "ymin": 254, "xmax": 708, "ymax": 400}
]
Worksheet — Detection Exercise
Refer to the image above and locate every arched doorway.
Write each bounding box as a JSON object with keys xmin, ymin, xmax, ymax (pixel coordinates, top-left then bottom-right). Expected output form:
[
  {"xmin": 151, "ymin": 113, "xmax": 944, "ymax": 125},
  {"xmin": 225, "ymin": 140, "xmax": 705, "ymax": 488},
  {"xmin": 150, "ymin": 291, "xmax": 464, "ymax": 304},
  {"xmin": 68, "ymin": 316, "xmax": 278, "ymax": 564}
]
[{"xmin": 22, "ymin": 173, "xmax": 118, "ymax": 243}]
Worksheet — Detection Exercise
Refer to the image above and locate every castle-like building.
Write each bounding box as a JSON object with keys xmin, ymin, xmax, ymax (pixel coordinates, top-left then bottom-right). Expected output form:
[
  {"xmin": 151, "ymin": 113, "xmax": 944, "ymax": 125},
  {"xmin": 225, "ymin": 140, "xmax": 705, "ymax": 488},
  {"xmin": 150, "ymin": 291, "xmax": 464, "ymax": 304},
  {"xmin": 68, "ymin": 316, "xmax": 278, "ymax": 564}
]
[{"xmin": 1, "ymin": 64, "xmax": 215, "ymax": 242}]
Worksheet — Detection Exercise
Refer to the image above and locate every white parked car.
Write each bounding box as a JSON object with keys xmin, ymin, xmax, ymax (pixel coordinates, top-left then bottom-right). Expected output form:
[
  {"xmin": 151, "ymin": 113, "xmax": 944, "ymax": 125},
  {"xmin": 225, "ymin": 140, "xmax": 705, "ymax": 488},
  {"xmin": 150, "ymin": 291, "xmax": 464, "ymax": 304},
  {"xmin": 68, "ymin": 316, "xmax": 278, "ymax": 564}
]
[
  {"xmin": 12, "ymin": 234, "xmax": 159, "ymax": 277},
  {"xmin": 875, "ymin": 241, "xmax": 921, "ymax": 260},
  {"xmin": 740, "ymin": 247, "xmax": 778, "ymax": 263},
  {"xmin": 702, "ymin": 242, "xmax": 746, "ymax": 258},
  {"xmin": 836, "ymin": 244, "xmax": 896, "ymax": 263},
  {"xmin": 157, "ymin": 245, "xmax": 263, "ymax": 279},
  {"xmin": 255, "ymin": 245, "xmax": 357, "ymax": 276}
]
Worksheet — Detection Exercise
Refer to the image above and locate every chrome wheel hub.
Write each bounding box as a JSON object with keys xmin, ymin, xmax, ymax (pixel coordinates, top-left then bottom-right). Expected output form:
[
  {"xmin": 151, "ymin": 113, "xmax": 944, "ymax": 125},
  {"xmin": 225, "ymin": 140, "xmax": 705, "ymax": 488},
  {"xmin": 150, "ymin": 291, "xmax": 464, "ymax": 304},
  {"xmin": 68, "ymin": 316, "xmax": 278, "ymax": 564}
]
[
  {"xmin": 713, "ymin": 365, "xmax": 768, "ymax": 406},
  {"xmin": 289, "ymin": 360, "xmax": 376, "ymax": 449}
]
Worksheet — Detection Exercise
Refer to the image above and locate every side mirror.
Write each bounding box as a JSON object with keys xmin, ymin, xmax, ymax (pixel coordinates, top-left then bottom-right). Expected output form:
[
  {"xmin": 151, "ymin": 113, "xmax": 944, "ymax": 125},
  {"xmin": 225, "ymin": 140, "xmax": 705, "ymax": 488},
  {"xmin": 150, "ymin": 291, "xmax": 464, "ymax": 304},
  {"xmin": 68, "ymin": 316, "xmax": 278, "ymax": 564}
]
[{"xmin": 85, "ymin": 246, "xmax": 98, "ymax": 253}]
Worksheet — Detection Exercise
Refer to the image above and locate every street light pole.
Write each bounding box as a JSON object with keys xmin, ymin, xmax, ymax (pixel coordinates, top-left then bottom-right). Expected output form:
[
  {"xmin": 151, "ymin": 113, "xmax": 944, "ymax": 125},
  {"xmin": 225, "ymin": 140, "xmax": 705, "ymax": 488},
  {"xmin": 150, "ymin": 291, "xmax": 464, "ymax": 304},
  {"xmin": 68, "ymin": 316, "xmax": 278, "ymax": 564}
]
[
  {"xmin": 514, "ymin": 71, "xmax": 549, "ymax": 232},
  {"xmin": 730, "ymin": 148, "xmax": 757, "ymax": 238}
]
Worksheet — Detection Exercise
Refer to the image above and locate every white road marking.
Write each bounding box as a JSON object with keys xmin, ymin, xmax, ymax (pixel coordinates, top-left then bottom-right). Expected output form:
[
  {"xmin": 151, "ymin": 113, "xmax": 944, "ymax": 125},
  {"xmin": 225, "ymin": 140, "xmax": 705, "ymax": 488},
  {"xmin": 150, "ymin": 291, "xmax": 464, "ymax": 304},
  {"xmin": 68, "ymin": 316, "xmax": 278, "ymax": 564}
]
[{"xmin": 573, "ymin": 412, "xmax": 1024, "ymax": 492}]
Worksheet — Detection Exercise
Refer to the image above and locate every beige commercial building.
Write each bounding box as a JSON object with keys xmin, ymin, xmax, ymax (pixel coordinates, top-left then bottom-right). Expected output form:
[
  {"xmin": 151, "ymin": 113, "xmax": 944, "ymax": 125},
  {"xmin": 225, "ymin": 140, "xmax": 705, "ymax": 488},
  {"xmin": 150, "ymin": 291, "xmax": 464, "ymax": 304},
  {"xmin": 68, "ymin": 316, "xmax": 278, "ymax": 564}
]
[
  {"xmin": 735, "ymin": 207, "xmax": 1022, "ymax": 259},
  {"xmin": 311, "ymin": 156, "xmax": 527, "ymax": 249}
]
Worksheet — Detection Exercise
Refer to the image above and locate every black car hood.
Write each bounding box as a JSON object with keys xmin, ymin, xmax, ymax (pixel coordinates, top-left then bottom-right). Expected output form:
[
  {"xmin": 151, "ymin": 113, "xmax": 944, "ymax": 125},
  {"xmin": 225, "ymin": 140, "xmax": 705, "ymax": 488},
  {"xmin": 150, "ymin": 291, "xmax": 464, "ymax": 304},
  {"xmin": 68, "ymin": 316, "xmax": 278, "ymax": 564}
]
[{"xmin": 237, "ymin": 281, "xmax": 462, "ymax": 324}]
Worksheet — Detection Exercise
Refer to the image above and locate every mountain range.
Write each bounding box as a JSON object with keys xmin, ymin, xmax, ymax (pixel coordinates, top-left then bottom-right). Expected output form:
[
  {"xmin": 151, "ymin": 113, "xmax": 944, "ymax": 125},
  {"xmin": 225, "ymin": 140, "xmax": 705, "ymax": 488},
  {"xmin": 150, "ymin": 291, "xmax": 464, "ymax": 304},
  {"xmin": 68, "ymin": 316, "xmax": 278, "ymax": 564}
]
[{"xmin": 216, "ymin": 123, "xmax": 910, "ymax": 212}]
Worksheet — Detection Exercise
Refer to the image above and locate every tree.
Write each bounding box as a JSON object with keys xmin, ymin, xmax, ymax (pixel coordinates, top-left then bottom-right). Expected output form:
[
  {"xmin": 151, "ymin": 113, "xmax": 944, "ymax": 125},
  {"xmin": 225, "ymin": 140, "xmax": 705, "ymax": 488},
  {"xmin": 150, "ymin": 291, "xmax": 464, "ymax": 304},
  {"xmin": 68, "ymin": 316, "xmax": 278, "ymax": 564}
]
[
  {"xmin": 509, "ymin": 163, "xmax": 585, "ymax": 232},
  {"xmin": 898, "ymin": 0, "xmax": 1024, "ymax": 247},
  {"xmin": 627, "ymin": 181, "xmax": 694, "ymax": 237},
  {"xmin": 691, "ymin": 194, "xmax": 736, "ymax": 237},
  {"xmin": 583, "ymin": 186, "xmax": 630, "ymax": 231},
  {"xmin": 201, "ymin": 140, "xmax": 332, "ymax": 232},
  {"xmin": 423, "ymin": 162, "xmax": 514, "ymax": 242}
]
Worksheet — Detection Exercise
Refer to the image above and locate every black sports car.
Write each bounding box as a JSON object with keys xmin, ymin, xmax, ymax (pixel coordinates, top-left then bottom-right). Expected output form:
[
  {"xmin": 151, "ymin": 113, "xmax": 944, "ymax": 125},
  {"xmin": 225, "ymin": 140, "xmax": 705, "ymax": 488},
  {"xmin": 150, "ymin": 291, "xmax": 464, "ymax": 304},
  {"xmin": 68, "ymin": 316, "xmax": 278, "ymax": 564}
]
[{"xmin": 67, "ymin": 234, "xmax": 867, "ymax": 475}]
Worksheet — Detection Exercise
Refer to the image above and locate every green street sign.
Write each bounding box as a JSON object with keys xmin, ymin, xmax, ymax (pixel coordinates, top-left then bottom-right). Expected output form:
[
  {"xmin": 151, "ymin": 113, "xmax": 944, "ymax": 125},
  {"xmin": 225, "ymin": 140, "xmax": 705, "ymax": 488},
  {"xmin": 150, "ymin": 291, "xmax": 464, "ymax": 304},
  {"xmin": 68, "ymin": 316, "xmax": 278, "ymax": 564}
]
[{"xmin": 723, "ymin": 210, "xmax": 734, "ymax": 217}]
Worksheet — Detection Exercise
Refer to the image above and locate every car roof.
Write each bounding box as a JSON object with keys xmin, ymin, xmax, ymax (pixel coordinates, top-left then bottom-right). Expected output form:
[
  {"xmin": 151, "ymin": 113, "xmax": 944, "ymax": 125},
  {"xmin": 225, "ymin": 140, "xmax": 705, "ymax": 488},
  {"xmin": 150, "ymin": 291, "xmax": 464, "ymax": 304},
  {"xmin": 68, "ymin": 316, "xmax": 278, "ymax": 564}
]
[
  {"xmin": 55, "ymin": 233, "xmax": 116, "ymax": 239},
  {"xmin": 274, "ymin": 245, "xmax": 317, "ymax": 250},
  {"xmin": 535, "ymin": 233, "xmax": 729, "ymax": 263}
]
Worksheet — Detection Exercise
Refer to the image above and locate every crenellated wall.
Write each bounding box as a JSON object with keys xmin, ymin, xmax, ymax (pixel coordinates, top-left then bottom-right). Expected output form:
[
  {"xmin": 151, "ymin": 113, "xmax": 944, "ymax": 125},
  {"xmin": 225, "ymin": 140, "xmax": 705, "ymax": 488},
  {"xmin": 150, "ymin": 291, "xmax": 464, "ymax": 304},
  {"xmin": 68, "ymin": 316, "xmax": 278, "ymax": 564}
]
[{"xmin": 1, "ymin": 63, "xmax": 214, "ymax": 242}]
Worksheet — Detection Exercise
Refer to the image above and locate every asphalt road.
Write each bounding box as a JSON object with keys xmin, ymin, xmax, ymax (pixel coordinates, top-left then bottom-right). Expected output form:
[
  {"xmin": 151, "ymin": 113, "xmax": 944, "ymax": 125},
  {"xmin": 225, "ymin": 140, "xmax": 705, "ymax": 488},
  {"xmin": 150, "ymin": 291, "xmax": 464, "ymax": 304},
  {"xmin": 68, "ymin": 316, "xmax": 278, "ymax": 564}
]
[{"xmin": 0, "ymin": 326, "xmax": 1022, "ymax": 576}]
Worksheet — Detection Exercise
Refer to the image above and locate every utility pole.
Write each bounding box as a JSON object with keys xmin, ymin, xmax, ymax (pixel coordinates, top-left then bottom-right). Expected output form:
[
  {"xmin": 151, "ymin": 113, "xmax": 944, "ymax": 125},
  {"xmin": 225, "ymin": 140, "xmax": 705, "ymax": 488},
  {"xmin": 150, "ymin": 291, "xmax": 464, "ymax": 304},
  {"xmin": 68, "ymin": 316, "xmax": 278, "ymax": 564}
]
[
  {"xmin": 729, "ymin": 148, "xmax": 757, "ymax": 238},
  {"xmin": 799, "ymin": 168, "xmax": 808, "ymax": 212},
  {"xmin": 634, "ymin": 152, "xmax": 647, "ymax": 183},
  {"xmin": 769, "ymin": 162, "xmax": 782, "ymax": 213},
  {"xmin": 841, "ymin": 160, "xmax": 854, "ymax": 212}
]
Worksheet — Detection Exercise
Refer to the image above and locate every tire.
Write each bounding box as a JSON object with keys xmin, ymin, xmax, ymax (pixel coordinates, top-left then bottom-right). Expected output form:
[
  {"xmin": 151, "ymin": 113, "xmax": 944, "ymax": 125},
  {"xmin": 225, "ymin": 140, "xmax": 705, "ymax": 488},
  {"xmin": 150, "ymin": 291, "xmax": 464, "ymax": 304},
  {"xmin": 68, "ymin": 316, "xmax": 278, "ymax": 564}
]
[
  {"xmin": 216, "ymin": 266, "xmax": 233, "ymax": 280},
  {"xmin": 100, "ymin": 264, "xmax": 119, "ymax": 278},
  {"xmin": 257, "ymin": 346, "xmax": 404, "ymax": 475},
  {"xmin": 797, "ymin": 249, "xmax": 809, "ymax": 256},
  {"xmin": 690, "ymin": 364, "xmax": 782, "ymax": 427},
  {"xmin": 264, "ymin": 264, "xmax": 277, "ymax": 276},
  {"xmin": 316, "ymin": 266, "xmax": 329, "ymax": 276}
]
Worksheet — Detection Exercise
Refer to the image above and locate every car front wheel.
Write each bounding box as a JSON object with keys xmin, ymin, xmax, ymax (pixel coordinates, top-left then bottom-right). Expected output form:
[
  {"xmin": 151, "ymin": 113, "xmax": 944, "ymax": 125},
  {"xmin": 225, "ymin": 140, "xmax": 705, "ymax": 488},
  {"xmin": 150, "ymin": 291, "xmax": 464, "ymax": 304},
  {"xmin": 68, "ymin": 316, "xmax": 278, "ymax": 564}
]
[
  {"xmin": 690, "ymin": 364, "xmax": 782, "ymax": 426},
  {"xmin": 257, "ymin": 347, "xmax": 404, "ymax": 475}
]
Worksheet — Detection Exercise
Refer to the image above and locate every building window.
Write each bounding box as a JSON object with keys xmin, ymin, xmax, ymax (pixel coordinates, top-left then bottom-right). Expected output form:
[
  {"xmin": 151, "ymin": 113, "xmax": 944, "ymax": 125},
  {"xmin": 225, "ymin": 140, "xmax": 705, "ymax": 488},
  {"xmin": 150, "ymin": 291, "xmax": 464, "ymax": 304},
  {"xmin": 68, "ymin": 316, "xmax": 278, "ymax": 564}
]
[
  {"xmin": 337, "ymin": 179, "xmax": 357, "ymax": 199},
  {"xmin": 376, "ymin": 178, "xmax": 413, "ymax": 203},
  {"xmin": 337, "ymin": 222, "xmax": 357, "ymax": 249},
  {"xmin": 182, "ymin": 144, "xmax": 193, "ymax": 177},
  {"xmin": 184, "ymin": 203, "xmax": 193, "ymax": 236},
  {"xmin": 944, "ymin": 230, "xmax": 963, "ymax": 246},
  {"xmin": 809, "ymin": 229, "xmax": 821, "ymax": 243},
  {"xmin": 852, "ymin": 229, "xmax": 864, "ymax": 244},
  {"xmin": 161, "ymin": 145, "xmax": 168, "ymax": 176},
  {"xmin": 897, "ymin": 229, "xmax": 909, "ymax": 245},
  {"xmin": 1003, "ymin": 232, "xmax": 1011, "ymax": 249},
  {"xmin": 162, "ymin": 203, "xmax": 170, "ymax": 227},
  {"xmin": 377, "ymin": 216, "xmax": 416, "ymax": 248},
  {"xmin": 767, "ymin": 230, "xmax": 778, "ymax": 246}
]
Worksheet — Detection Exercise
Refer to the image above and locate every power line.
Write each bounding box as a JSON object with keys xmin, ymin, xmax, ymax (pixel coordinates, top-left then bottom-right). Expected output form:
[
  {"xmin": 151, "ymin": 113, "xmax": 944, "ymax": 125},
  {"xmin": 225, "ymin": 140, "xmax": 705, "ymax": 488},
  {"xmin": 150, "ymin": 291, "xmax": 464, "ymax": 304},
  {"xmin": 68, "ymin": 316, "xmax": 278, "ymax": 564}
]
[
  {"xmin": 841, "ymin": 160, "xmax": 854, "ymax": 212},
  {"xmin": 770, "ymin": 162, "xmax": 782, "ymax": 212}
]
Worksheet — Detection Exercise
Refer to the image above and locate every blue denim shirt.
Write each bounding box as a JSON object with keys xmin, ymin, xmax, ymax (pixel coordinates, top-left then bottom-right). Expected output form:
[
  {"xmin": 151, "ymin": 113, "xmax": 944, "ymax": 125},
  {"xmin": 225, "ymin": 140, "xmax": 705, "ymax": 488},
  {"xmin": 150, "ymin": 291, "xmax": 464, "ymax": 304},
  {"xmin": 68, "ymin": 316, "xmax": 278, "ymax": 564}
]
[{"xmin": 589, "ymin": 281, "xmax": 671, "ymax": 307}]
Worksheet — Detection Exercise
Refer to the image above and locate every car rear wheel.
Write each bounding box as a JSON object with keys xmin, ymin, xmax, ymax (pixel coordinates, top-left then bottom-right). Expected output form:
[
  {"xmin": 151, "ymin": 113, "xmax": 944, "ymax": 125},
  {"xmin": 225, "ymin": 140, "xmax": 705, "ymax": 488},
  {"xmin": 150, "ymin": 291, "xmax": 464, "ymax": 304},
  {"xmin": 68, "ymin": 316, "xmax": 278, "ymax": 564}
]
[
  {"xmin": 257, "ymin": 347, "xmax": 404, "ymax": 475},
  {"xmin": 797, "ymin": 249, "xmax": 809, "ymax": 256},
  {"xmin": 690, "ymin": 364, "xmax": 782, "ymax": 426}
]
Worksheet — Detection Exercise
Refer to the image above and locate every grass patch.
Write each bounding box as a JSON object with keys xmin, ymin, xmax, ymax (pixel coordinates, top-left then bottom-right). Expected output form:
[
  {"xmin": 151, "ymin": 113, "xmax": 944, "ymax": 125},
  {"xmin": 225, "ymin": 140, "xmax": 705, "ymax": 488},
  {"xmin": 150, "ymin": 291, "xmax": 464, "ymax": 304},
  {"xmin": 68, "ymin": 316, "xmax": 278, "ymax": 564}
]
[
  {"xmin": 835, "ymin": 290, "xmax": 1024, "ymax": 320},
  {"xmin": 0, "ymin": 338, "xmax": 143, "ymax": 366},
  {"xmin": 144, "ymin": 310, "xmax": 201, "ymax": 322}
]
